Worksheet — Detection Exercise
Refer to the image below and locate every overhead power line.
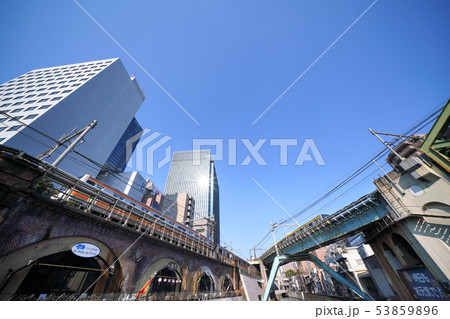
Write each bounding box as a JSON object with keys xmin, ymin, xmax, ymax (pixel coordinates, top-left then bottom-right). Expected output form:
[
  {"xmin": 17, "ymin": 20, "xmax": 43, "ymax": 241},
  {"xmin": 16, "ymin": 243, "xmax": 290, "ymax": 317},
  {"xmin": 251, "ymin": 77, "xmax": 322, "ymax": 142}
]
[{"xmin": 255, "ymin": 99, "xmax": 447, "ymax": 250}]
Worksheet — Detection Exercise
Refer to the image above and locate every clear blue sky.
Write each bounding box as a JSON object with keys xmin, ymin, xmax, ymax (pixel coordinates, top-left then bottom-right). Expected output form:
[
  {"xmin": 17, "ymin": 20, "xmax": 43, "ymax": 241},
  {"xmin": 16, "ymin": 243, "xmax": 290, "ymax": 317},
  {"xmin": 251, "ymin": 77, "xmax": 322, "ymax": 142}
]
[{"xmin": 1, "ymin": 0, "xmax": 449, "ymax": 259}]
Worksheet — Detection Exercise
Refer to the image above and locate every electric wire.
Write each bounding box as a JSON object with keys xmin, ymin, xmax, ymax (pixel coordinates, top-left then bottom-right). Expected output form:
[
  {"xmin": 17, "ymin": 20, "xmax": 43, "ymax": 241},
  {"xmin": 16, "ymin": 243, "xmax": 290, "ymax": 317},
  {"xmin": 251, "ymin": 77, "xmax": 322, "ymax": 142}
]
[{"xmin": 254, "ymin": 99, "xmax": 447, "ymax": 250}]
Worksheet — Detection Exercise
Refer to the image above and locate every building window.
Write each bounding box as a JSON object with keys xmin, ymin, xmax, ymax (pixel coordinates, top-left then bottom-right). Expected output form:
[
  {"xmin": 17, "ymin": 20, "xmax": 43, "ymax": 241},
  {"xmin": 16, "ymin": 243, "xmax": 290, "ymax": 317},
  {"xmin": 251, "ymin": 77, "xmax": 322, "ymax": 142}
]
[
  {"xmin": 37, "ymin": 93, "xmax": 47, "ymax": 97},
  {"xmin": 25, "ymin": 100, "xmax": 36, "ymax": 104},
  {"xmin": 62, "ymin": 90, "xmax": 72, "ymax": 94},
  {"xmin": 25, "ymin": 114, "xmax": 38, "ymax": 120},
  {"xmin": 51, "ymin": 97, "xmax": 62, "ymax": 101},
  {"xmin": 39, "ymin": 105, "xmax": 51, "ymax": 110},
  {"xmin": 25, "ymin": 94, "xmax": 36, "ymax": 99},
  {"xmin": 38, "ymin": 98, "xmax": 49, "ymax": 103},
  {"xmin": 9, "ymin": 108, "xmax": 23, "ymax": 113},
  {"xmin": 0, "ymin": 127, "xmax": 6, "ymax": 132},
  {"xmin": 0, "ymin": 118, "xmax": 6, "ymax": 123},
  {"xmin": 12, "ymin": 102, "xmax": 24, "ymax": 106},
  {"xmin": 7, "ymin": 125, "xmax": 22, "ymax": 131},
  {"xmin": 8, "ymin": 116, "xmax": 22, "ymax": 122},
  {"xmin": 0, "ymin": 103, "xmax": 11, "ymax": 108},
  {"xmin": 25, "ymin": 106, "xmax": 37, "ymax": 111}
]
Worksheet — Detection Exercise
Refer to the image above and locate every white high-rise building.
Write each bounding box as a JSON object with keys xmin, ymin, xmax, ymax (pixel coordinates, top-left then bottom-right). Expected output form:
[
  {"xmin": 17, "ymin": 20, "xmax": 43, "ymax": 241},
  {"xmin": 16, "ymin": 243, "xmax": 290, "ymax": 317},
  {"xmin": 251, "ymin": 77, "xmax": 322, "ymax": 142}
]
[{"xmin": 0, "ymin": 58, "xmax": 145, "ymax": 177}]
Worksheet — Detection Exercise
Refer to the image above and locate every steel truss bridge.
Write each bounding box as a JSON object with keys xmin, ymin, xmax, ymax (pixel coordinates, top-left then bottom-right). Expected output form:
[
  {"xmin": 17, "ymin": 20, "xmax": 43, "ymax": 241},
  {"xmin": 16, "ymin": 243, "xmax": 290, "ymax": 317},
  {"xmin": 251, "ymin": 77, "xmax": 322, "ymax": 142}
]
[{"xmin": 260, "ymin": 191, "xmax": 401, "ymax": 301}]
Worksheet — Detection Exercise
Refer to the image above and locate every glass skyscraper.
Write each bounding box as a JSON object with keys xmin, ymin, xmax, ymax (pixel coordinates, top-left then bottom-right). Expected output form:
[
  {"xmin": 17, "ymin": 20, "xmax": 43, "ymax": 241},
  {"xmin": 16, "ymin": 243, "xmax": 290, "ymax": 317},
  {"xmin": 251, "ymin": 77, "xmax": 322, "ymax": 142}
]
[
  {"xmin": 97, "ymin": 117, "xmax": 143, "ymax": 178},
  {"xmin": 0, "ymin": 58, "xmax": 145, "ymax": 177},
  {"xmin": 164, "ymin": 150, "xmax": 220, "ymax": 244}
]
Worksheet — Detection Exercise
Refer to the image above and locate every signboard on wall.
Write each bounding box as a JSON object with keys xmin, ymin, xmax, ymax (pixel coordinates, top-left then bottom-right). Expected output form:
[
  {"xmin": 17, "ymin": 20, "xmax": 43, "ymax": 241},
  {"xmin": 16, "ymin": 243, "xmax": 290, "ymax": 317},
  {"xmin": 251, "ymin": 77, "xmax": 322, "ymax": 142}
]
[
  {"xmin": 71, "ymin": 243, "xmax": 100, "ymax": 258},
  {"xmin": 398, "ymin": 267, "xmax": 449, "ymax": 301}
]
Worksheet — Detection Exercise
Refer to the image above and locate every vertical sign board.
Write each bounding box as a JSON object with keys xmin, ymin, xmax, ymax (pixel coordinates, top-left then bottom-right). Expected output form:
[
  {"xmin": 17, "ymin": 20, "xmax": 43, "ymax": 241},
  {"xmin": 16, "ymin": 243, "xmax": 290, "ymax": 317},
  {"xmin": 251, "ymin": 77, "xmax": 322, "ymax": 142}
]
[{"xmin": 398, "ymin": 267, "xmax": 449, "ymax": 301}]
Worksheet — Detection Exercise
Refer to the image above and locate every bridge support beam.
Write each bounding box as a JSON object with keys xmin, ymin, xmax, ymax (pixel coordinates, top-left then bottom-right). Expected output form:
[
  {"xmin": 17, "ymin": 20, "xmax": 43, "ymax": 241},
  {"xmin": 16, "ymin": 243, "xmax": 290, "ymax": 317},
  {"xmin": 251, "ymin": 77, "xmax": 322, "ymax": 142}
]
[
  {"xmin": 263, "ymin": 255, "xmax": 289, "ymax": 301},
  {"xmin": 262, "ymin": 254, "xmax": 373, "ymax": 301},
  {"xmin": 308, "ymin": 253, "xmax": 373, "ymax": 301}
]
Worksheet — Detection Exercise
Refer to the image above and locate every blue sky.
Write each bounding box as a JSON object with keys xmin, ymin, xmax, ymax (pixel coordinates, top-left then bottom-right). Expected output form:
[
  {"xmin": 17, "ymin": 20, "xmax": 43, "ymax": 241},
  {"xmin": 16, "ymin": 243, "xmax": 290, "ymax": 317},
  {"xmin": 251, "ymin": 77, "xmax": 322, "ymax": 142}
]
[{"xmin": 1, "ymin": 0, "xmax": 449, "ymax": 259}]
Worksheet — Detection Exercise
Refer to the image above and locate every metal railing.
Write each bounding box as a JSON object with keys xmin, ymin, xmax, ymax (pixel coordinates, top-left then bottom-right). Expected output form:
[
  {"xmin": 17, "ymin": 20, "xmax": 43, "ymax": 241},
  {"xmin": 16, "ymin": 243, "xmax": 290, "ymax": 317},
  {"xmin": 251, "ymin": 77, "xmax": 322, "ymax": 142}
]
[
  {"xmin": 260, "ymin": 191, "xmax": 380, "ymax": 260},
  {"xmin": 10, "ymin": 291, "xmax": 243, "ymax": 301},
  {"xmin": 0, "ymin": 145, "xmax": 258, "ymax": 276}
]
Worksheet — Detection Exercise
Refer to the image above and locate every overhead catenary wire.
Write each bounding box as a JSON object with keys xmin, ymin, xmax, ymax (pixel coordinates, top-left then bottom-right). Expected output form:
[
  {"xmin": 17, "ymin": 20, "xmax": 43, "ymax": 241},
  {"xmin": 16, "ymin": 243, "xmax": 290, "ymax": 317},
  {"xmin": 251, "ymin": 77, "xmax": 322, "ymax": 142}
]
[
  {"xmin": 254, "ymin": 99, "xmax": 447, "ymax": 250},
  {"xmin": 0, "ymin": 112, "xmax": 208, "ymax": 217}
]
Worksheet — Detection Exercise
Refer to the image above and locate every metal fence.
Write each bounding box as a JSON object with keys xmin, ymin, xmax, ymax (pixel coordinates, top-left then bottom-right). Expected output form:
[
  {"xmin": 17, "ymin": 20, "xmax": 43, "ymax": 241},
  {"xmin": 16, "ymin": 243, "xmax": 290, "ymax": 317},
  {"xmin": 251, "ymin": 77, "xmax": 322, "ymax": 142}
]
[
  {"xmin": 0, "ymin": 145, "xmax": 258, "ymax": 277},
  {"xmin": 10, "ymin": 291, "xmax": 242, "ymax": 301}
]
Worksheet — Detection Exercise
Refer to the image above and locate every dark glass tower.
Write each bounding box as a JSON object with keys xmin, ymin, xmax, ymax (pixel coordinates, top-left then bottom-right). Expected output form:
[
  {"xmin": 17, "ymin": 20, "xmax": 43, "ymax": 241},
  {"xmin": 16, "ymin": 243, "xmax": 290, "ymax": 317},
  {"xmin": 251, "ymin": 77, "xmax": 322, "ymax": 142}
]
[{"xmin": 97, "ymin": 117, "xmax": 143, "ymax": 178}]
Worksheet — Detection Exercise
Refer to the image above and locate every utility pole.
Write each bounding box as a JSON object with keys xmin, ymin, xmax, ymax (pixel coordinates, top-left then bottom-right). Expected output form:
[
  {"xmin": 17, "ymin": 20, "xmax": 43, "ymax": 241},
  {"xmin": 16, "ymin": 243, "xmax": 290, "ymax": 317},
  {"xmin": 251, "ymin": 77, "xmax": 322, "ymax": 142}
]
[
  {"xmin": 369, "ymin": 128, "xmax": 404, "ymax": 161},
  {"xmin": 270, "ymin": 223, "xmax": 280, "ymax": 256},
  {"xmin": 52, "ymin": 120, "xmax": 98, "ymax": 167},
  {"xmin": 249, "ymin": 246, "xmax": 264, "ymax": 260}
]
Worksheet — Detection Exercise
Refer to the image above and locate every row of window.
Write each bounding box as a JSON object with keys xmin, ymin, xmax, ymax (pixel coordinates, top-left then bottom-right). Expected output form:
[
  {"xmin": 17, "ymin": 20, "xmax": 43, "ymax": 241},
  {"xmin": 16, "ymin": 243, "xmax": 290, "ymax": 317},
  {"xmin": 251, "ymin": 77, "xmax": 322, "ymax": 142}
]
[
  {"xmin": 0, "ymin": 59, "xmax": 114, "ymax": 95},
  {"xmin": 0, "ymin": 79, "xmax": 83, "ymax": 99},
  {"xmin": 9, "ymin": 60, "xmax": 112, "ymax": 82},
  {"xmin": 1, "ymin": 94, "xmax": 63, "ymax": 107},
  {"xmin": 0, "ymin": 104, "xmax": 51, "ymax": 115},
  {"xmin": 26, "ymin": 60, "xmax": 112, "ymax": 76},
  {"xmin": 0, "ymin": 124, "xmax": 23, "ymax": 132},
  {"xmin": 0, "ymin": 113, "xmax": 38, "ymax": 123}
]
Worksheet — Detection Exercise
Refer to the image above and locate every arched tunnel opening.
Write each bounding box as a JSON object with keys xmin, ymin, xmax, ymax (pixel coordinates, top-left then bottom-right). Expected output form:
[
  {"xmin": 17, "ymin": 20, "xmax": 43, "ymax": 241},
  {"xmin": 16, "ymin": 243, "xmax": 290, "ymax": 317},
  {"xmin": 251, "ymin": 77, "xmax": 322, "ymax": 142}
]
[
  {"xmin": 222, "ymin": 276, "xmax": 233, "ymax": 292},
  {"xmin": 11, "ymin": 250, "xmax": 118, "ymax": 300},
  {"xmin": 149, "ymin": 267, "xmax": 182, "ymax": 295},
  {"xmin": 198, "ymin": 273, "xmax": 215, "ymax": 292}
]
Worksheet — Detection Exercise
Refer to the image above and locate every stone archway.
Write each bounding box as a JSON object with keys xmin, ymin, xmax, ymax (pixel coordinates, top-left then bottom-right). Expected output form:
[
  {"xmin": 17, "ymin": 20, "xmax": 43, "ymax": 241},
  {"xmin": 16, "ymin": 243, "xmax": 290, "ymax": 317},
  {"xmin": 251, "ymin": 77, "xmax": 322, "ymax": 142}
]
[
  {"xmin": 391, "ymin": 233, "xmax": 424, "ymax": 267},
  {"xmin": 220, "ymin": 274, "xmax": 234, "ymax": 292},
  {"xmin": 0, "ymin": 236, "xmax": 123, "ymax": 300},
  {"xmin": 192, "ymin": 266, "xmax": 216, "ymax": 293},
  {"xmin": 135, "ymin": 257, "xmax": 182, "ymax": 300}
]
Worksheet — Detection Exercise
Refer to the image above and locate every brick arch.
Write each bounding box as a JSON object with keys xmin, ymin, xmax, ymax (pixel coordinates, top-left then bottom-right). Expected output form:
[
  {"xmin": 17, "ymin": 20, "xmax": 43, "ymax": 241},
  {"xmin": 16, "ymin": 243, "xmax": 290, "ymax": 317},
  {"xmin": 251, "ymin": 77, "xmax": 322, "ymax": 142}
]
[
  {"xmin": 192, "ymin": 266, "xmax": 217, "ymax": 293},
  {"xmin": 219, "ymin": 273, "xmax": 234, "ymax": 292},
  {"xmin": 134, "ymin": 257, "xmax": 182, "ymax": 294},
  {"xmin": 0, "ymin": 236, "xmax": 123, "ymax": 297}
]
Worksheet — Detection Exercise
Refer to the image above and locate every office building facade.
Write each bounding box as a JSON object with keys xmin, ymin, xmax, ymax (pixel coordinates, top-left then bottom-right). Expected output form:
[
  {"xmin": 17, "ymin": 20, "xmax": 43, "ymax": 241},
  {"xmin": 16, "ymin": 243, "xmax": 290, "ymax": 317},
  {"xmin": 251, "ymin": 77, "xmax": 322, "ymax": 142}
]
[
  {"xmin": 164, "ymin": 150, "xmax": 220, "ymax": 243},
  {"xmin": 0, "ymin": 58, "xmax": 144, "ymax": 177},
  {"xmin": 98, "ymin": 117, "xmax": 143, "ymax": 178}
]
